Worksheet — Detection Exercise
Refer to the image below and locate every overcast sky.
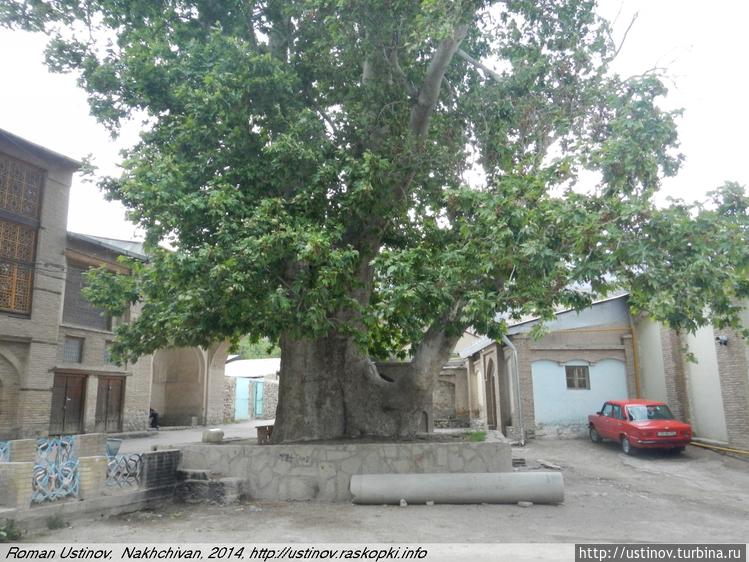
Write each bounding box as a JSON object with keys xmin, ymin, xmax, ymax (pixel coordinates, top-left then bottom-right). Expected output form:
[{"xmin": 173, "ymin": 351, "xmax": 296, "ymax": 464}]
[{"xmin": 0, "ymin": 0, "xmax": 747, "ymax": 241}]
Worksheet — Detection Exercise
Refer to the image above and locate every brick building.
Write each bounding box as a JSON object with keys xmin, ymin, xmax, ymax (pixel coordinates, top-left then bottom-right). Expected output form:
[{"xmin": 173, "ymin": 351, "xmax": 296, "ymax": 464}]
[
  {"xmin": 0, "ymin": 129, "xmax": 228, "ymax": 439},
  {"xmin": 458, "ymin": 293, "xmax": 749, "ymax": 450},
  {"xmin": 459, "ymin": 294, "xmax": 636, "ymax": 440},
  {"xmin": 637, "ymin": 313, "xmax": 749, "ymax": 451}
]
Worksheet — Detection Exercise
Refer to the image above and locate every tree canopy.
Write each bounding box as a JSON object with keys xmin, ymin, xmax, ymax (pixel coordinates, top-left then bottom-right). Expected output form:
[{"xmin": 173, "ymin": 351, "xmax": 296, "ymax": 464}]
[{"xmin": 4, "ymin": 0, "xmax": 748, "ymax": 439}]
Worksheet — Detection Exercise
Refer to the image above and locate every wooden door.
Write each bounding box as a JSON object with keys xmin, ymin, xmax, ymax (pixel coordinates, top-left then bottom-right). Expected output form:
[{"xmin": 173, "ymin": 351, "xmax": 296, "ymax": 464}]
[
  {"xmin": 95, "ymin": 376, "xmax": 124, "ymax": 432},
  {"xmin": 254, "ymin": 381, "xmax": 265, "ymax": 417},
  {"xmin": 234, "ymin": 378, "xmax": 251, "ymax": 420},
  {"xmin": 49, "ymin": 374, "xmax": 86, "ymax": 435}
]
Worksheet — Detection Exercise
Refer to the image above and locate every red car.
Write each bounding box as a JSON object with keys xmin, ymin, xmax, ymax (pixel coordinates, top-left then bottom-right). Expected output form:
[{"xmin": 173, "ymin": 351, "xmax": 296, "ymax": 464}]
[{"xmin": 588, "ymin": 399, "xmax": 692, "ymax": 455}]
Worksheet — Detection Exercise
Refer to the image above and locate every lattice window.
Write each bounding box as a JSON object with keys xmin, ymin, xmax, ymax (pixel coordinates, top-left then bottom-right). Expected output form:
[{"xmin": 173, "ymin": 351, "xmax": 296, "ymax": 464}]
[
  {"xmin": 0, "ymin": 220, "xmax": 36, "ymax": 314},
  {"xmin": 63, "ymin": 337, "xmax": 84, "ymax": 363},
  {"xmin": 0, "ymin": 153, "xmax": 44, "ymax": 220},
  {"xmin": 0, "ymin": 152, "xmax": 43, "ymax": 315},
  {"xmin": 63, "ymin": 263, "xmax": 112, "ymax": 331}
]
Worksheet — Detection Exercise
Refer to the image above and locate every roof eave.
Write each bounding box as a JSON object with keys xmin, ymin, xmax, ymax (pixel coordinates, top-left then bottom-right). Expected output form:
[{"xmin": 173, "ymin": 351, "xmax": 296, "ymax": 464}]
[{"xmin": 0, "ymin": 129, "xmax": 81, "ymax": 170}]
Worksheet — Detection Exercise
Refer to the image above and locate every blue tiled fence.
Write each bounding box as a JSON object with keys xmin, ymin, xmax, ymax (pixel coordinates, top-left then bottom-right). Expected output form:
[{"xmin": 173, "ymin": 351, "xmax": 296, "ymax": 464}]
[{"xmin": 31, "ymin": 436, "xmax": 80, "ymax": 503}]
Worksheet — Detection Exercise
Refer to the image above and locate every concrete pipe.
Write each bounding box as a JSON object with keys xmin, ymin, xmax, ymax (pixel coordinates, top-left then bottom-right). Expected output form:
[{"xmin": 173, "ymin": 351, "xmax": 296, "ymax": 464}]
[{"xmin": 350, "ymin": 472, "xmax": 564, "ymax": 505}]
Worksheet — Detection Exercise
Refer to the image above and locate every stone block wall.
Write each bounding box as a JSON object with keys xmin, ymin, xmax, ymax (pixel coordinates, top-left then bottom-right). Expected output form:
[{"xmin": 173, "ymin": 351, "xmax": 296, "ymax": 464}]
[
  {"xmin": 260, "ymin": 379, "xmax": 279, "ymax": 420},
  {"xmin": 77, "ymin": 433, "xmax": 106, "ymax": 458},
  {"xmin": 122, "ymin": 354, "xmax": 152, "ymax": 432},
  {"xmin": 223, "ymin": 377, "xmax": 236, "ymax": 423},
  {"xmin": 78, "ymin": 456, "xmax": 107, "ymax": 499},
  {"xmin": 513, "ymin": 337, "xmax": 536, "ymax": 438},
  {"xmin": 714, "ymin": 328, "xmax": 749, "ymax": 450},
  {"xmin": 660, "ymin": 328, "xmax": 691, "ymax": 423},
  {"xmin": 179, "ymin": 441, "xmax": 512, "ymax": 502},
  {"xmin": 0, "ymin": 462, "xmax": 33, "ymax": 509},
  {"xmin": 9, "ymin": 438, "xmax": 37, "ymax": 462}
]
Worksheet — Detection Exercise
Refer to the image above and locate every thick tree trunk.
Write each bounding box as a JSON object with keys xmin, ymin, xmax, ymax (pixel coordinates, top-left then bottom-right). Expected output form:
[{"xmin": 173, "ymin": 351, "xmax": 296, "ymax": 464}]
[
  {"xmin": 271, "ymin": 22, "xmax": 469, "ymax": 443},
  {"xmin": 272, "ymin": 331, "xmax": 458, "ymax": 443}
]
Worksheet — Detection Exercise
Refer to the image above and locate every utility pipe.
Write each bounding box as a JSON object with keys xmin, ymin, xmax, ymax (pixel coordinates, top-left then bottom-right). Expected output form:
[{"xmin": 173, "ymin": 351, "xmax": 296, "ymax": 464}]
[
  {"xmin": 350, "ymin": 472, "xmax": 564, "ymax": 505},
  {"xmin": 501, "ymin": 335, "xmax": 525, "ymax": 445},
  {"xmin": 627, "ymin": 318, "xmax": 642, "ymax": 398},
  {"xmin": 690, "ymin": 441, "xmax": 749, "ymax": 456}
]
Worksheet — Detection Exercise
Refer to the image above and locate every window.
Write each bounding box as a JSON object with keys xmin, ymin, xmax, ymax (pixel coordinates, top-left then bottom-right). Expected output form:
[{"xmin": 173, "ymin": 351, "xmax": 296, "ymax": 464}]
[
  {"xmin": 63, "ymin": 263, "xmax": 111, "ymax": 331},
  {"xmin": 565, "ymin": 365, "xmax": 590, "ymax": 389},
  {"xmin": 628, "ymin": 404, "xmax": 674, "ymax": 421},
  {"xmin": 601, "ymin": 403, "xmax": 613, "ymax": 417},
  {"xmin": 612, "ymin": 404, "xmax": 623, "ymax": 419},
  {"xmin": 0, "ymin": 152, "xmax": 44, "ymax": 315},
  {"xmin": 63, "ymin": 337, "xmax": 84, "ymax": 363}
]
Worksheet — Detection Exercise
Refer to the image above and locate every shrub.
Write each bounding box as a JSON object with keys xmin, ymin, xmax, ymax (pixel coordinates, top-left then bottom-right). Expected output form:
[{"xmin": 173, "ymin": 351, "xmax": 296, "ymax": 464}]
[{"xmin": 0, "ymin": 519, "xmax": 22, "ymax": 542}]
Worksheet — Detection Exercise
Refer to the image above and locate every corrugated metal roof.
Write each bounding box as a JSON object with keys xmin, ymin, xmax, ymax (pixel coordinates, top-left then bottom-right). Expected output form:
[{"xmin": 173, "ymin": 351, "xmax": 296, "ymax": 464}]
[
  {"xmin": 67, "ymin": 232, "xmax": 148, "ymax": 260},
  {"xmin": 459, "ymin": 293, "xmax": 630, "ymax": 358}
]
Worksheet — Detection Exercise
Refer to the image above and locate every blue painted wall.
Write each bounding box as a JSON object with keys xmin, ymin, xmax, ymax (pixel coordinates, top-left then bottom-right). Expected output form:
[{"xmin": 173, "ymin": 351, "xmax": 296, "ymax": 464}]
[{"xmin": 531, "ymin": 359, "xmax": 628, "ymax": 425}]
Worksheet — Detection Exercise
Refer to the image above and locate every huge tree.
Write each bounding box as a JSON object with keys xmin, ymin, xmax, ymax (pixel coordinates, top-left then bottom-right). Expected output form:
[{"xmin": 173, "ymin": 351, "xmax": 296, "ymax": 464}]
[{"xmin": 4, "ymin": 0, "xmax": 747, "ymax": 442}]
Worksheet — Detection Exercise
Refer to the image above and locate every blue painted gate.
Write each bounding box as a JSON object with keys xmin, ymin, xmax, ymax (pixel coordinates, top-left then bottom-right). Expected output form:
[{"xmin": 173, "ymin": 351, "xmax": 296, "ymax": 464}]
[
  {"xmin": 254, "ymin": 381, "xmax": 264, "ymax": 417},
  {"xmin": 234, "ymin": 378, "xmax": 251, "ymax": 420}
]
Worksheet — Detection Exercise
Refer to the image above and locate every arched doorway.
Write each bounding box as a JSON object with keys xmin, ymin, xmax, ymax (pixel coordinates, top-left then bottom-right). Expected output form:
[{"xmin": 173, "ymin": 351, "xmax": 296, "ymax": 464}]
[
  {"xmin": 0, "ymin": 350, "xmax": 20, "ymax": 439},
  {"xmin": 205, "ymin": 341, "xmax": 231, "ymax": 425},
  {"xmin": 151, "ymin": 348, "xmax": 205, "ymax": 426}
]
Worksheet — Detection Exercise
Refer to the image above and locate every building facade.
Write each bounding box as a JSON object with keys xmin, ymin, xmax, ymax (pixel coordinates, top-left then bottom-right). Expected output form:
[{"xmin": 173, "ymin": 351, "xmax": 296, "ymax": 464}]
[
  {"xmin": 225, "ymin": 358, "xmax": 280, "ymax": 423},
  {"xmin": 636, "ymin": 312, "xmax": 749, "ymax": 451},
  {"xmin": 458, "ymin": 294, "xmax": 749, "ymax": 450},
  {"xmin": 0, "ymin": 130, "xmax": 228, "ymax": 439},
  {"xmin": 0, "ymin": 129, "xmax": 80, "ymax": 438},
  {"xmin": 459, "ymin": 295, "xmax": 638, "ymax": 440}
]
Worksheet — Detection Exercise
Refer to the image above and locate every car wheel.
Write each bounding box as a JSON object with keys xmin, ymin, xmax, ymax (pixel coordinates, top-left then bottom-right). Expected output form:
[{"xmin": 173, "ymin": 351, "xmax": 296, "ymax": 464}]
[
  {"xmin": 621, "ymin": 436, "xmax": 635, "ymax": 455},
  {"xmin": 589, "ymin": 426, "xmax": 602, "ymax": 444}
]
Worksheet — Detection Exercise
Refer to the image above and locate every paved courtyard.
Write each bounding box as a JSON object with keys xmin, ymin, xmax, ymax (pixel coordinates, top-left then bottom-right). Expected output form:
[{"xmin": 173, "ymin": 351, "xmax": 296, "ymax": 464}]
[
  {"xmin": 27, "ymin": 437, "xmax": 749, "ymax": 543},
  {"xmin": 117, "ymin": 420, "xmax": 268, "ymax": 453}
]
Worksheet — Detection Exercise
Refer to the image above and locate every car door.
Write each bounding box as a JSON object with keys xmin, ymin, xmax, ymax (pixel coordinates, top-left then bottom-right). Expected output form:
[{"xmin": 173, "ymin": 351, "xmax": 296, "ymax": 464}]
[
  {"xmin": 610, "ymin": 404, "xmax": 625, "ymax": 440},
  {"xmin": 598, "ymin": 402, "xmax": 615, "ymax": 438}
]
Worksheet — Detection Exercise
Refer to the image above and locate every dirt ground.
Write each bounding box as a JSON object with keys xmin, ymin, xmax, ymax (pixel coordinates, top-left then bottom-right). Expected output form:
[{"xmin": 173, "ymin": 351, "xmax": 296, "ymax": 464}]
[{"xmin": 29, "ymin": 438, "xmax": 749, "ymax": 543}]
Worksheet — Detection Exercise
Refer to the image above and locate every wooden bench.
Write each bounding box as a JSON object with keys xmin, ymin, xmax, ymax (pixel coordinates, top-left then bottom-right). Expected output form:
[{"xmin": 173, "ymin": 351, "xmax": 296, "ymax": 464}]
[{"xmin": 257, "ymin": 424, "xmax": 274, "ymax": 444}]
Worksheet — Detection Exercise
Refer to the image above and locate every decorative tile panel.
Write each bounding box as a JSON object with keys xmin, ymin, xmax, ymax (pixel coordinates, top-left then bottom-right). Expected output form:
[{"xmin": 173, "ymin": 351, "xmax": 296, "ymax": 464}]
[{"xmin": 32, "ymin": 436, "xmax": 80, "ymax": 503}]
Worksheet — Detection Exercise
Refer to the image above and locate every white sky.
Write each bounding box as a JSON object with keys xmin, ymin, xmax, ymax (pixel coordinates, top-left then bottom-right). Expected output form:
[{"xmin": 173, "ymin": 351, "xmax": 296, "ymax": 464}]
[{"xmin": 0, "ymin": 0, "xmax": 747, "ymax": 241}]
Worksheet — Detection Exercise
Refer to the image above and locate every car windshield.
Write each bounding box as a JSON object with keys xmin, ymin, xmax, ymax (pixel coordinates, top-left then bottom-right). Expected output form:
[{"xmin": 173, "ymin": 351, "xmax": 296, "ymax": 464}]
[{"xmin": 628, "ymin": 404, "xmax": 674, "ymax": 421}]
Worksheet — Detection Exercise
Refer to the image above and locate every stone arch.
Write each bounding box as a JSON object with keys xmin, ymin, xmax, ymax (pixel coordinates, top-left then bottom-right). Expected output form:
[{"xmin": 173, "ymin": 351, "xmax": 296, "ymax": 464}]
[
  {"xmin": 204, "ymin": 341, "xmax": 231, "ymax": 425},
  {"xmin": 150, "ymin": 347, "xmax": 206, "ymax": 426},
  {"xmin": 0, "ymin": 345, "xmax": 23, "ymax": 375},
  {"xmin": 0, "ymin": 350, "xmax": 21, "ymax": 439}
]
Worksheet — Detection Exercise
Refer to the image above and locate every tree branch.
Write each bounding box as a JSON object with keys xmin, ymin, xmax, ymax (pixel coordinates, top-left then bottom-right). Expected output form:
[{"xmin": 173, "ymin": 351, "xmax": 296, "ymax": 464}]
[
  {"xmin": 410, "ymin": 300, "xmax": 465, "ymax": 386},
  {"xmin": 385, "ymin": 47, "xmax": 417, "ymax": 98},
  {"xmin": 607, "ymin": 12, "xmax": 638, "ymax": 61},
  {"xmin": 409, "ymin": 23, "xmax": 469, "ymax": 140},
  {"xmin": 456, "ymin": 48, "xmax": 503, "ymax": 82}
]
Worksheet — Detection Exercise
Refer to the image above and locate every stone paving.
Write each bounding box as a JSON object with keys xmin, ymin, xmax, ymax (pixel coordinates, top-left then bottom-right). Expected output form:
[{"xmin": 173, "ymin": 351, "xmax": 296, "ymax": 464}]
[{"xmin": 117, "ymin": 420, "xmax": 268, "ymax": 453}]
